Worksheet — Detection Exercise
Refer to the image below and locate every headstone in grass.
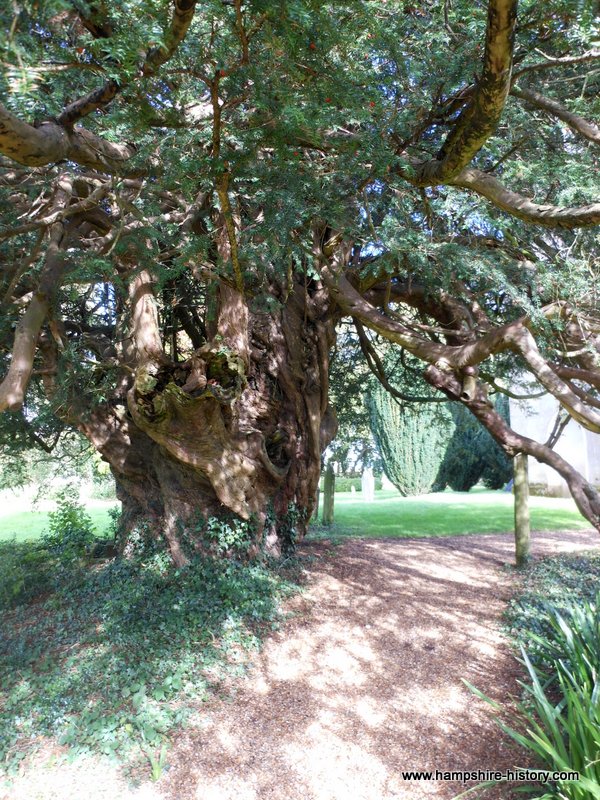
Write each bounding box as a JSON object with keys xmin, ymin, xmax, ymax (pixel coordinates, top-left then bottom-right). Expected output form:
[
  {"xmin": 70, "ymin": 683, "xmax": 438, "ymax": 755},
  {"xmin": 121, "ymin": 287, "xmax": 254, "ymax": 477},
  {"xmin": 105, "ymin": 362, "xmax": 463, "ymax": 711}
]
[{"xmin": 362, "ymin": 467, "xmax": 375, "ymax": 503}]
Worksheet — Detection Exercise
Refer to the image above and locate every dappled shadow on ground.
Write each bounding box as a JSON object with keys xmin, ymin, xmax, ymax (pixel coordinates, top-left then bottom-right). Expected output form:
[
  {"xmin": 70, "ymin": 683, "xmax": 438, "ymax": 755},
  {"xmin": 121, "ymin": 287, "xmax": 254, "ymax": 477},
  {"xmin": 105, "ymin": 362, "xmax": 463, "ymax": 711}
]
[
  {"xmin": 0, "ymin": 556, "xmax": 294, "ymax": 781},
  {"xmin": 162, "ymin": 529, "xmax": 600, "ymax": 800}
]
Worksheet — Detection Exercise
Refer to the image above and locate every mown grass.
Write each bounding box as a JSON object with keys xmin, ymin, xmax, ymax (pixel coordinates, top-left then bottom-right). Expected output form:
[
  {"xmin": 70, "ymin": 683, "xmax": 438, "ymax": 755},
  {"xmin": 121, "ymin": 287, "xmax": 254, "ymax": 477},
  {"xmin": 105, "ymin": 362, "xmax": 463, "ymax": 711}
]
[
  {"xmin": 0, "ymin": 490, "xmax": 588, "ymax": 543},
  {"xmin": 310, "ymin": 489, "xmax": 589, "ymax": 539},
  {"xmin": 0, "ymin": 505, "xmax": 116, "ymax": 542}
]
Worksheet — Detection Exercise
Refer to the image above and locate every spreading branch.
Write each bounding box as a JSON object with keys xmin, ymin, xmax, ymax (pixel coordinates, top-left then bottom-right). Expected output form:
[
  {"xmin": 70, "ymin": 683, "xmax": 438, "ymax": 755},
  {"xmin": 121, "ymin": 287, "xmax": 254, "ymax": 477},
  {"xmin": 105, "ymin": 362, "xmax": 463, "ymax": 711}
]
[
  {"xmin": 512, "ymin": 49, "xmax": 600, "ymax": 81},
  {"xmin": 0, "ymin": 218, "xmax": 69, "ymax": 412},
  {"xmin": 0, "ymin": 182, "xmax": 110, "ymax": 242},
  {"xmin": 425, "ymin": 366, "xmax": 600, "ymax": 530},
  {"xmin": 0, "ymin": 102, "xmax": 136, "ymax": 172},
  {"xmin": 451, "ymin": 167, "xmax": 600, "ymax": 228},
  {"xmin": 511, "ymin": 86, "xmax": 600, "ymax": 145},
  {"xmin": 322, "ymin": 257, "xmax": 600, "ymax": 433},
  {"xmin": 58, "ymin": 0, "xmax": 198, "ymax": 127},
  {"xmin": 415, "ymin": 0, "xmax": 518, "ymax": 184}
]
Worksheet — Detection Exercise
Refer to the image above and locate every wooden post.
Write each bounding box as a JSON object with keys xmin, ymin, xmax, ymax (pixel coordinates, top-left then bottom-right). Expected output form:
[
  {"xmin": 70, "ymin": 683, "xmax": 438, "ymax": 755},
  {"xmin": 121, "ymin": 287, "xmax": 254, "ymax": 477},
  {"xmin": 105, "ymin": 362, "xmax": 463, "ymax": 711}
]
[
  {"xmin": 514, "ymin": 453, "xmax": 531, "ymax": 567},
  {"xmin": 322, "ymin": 462, "xmax": 335, "ymax": 526},
  {"xmin": 312, "ymin": 486, "xmax": 320, "ymax": 520}
]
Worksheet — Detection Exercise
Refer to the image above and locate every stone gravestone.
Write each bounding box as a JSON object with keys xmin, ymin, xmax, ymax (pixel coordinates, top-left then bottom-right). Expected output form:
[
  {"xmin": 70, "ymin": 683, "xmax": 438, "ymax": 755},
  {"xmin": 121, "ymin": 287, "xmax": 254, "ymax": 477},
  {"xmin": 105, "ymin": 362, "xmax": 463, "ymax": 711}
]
[{"xmin": 362, "ymin": 467, "xmax": 375, "ymax": 503}]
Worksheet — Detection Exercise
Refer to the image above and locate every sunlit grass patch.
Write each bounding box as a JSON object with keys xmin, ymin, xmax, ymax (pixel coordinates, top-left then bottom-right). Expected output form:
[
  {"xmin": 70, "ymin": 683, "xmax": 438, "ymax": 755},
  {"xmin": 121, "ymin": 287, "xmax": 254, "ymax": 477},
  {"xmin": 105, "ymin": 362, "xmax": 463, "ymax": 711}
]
[{"xmin": 310, "ymin": 489, "xmax": 589, "ymax": 539}]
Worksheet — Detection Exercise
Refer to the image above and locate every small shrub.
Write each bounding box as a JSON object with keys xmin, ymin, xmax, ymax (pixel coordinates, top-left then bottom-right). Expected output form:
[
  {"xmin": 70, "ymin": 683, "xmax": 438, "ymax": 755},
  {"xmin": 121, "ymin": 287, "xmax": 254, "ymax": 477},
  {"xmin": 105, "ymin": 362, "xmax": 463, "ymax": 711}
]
[{"xmin": 42, "ymin": 486, "xmax": 96, "ymax": 566}]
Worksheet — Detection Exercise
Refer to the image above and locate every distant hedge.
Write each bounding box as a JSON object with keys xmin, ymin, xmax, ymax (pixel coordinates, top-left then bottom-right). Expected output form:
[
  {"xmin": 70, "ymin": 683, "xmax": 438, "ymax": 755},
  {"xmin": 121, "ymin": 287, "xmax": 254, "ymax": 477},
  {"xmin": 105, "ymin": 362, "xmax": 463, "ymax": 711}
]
[{"xmin": 334, "ymin": 476, "xmax": 383, "ymax": 492}]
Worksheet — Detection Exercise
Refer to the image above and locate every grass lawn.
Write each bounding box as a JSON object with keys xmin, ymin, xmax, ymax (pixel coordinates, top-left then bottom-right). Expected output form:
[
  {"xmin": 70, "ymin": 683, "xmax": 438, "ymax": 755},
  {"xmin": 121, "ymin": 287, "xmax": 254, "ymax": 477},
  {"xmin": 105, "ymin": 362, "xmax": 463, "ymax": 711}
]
[
  {"xmin": 0, "ymin": 503, "xmax": 117, "ymax": 542},
  {"xmin": 0, "ymin": 489, "xmax": 590, "ymax": 543},
  {"xmin": 309, "ymin": 488, "xmax": 590, "ymax": 539}
]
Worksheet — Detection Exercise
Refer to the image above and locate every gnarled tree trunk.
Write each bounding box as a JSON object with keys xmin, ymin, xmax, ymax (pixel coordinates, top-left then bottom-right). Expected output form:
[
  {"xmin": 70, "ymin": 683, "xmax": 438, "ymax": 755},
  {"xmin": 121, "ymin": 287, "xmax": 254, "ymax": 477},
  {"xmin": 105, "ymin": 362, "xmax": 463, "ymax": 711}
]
[{"xmin": 75, "ymin": 277, "xmax": 337, "ymax": 564}]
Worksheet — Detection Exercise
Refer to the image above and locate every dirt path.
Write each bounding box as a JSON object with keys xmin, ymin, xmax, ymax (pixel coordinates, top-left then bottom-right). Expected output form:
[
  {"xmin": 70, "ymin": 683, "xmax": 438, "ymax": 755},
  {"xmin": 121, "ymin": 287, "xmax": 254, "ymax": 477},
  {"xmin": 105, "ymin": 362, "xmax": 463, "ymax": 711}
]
[{"xmin": 162, "ymin": 530, "xmax": 599, "ymax": 800}]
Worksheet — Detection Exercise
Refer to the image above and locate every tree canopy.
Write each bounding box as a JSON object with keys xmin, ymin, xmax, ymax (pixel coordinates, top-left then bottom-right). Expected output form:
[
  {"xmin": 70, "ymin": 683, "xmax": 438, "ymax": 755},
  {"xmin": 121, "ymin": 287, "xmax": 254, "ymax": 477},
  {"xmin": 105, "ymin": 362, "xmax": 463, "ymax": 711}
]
[{"xmin": 0, "ymin": 0, "xmax": 599, "ymax": 557}]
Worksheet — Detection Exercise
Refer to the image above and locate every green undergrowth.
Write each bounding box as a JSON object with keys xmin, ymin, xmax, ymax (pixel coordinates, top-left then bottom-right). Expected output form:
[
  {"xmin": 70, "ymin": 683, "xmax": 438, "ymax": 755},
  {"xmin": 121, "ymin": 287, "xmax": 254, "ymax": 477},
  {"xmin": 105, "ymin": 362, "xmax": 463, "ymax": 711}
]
[
  {"xmin": 486, "ymin": 552, "xmax": 600, "ymax": 800},
  {"xmin": 0, "ymin": 547, "xmax": 304, "ymax": 780},
  {"xmin": 505, "ymin": 552, "xmax": 600, "ymax": 654}
]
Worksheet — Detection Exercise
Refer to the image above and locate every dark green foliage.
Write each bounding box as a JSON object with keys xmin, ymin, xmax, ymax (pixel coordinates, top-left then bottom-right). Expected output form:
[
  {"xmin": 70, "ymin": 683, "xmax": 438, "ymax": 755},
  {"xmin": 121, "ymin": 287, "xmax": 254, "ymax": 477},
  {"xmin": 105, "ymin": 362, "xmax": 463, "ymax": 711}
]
[
  {"xmin": 496, "ymin": 553, "xmax": 600, "ymax": 799},
  {"xmin": 200, "ymin": 514, "xmax": 255, "ymax": 558},
  {"xmin": 278, "ymin": 503, "xmax": 301, "ymax": 558},
  {"xmin": 0, "ymin": 546, "xmax": 301, "ymax": 775},
  {"xmin": 367, "ymin": 384, "xmax": 455, "ymax": 496},
  {"xmin": 435, "ymin": 398, "xmax": 512, "ymax": 492},
  {"xmin": 0, "ymin": 540, "xmax": 52, "ymax": 609},
  {"xmin": 506, "ymin": 553, "xmax": 600, "ymax": 652}
]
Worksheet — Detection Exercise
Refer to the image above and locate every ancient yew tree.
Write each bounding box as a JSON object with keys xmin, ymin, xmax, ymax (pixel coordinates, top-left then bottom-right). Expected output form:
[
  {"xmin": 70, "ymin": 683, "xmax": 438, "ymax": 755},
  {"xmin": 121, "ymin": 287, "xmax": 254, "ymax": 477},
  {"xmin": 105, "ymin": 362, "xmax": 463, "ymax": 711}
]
[{"xmin": 0, "ymin": 0, "xmax": 599, "ymax": 559}]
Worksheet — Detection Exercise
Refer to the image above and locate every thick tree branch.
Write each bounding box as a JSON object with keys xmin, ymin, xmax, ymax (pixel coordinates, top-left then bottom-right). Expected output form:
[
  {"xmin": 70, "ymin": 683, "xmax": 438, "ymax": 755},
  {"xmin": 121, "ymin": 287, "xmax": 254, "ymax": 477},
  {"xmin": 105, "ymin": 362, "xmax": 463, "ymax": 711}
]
[
  {"xmin": 322, "ymin": 258, "xmax": 600, "ymax": 432},
  {"xmin": 424, "ymin": 366, "xmax": 600, "ymax": 531},
  {"xmin": 354, "ymin": 320, "xmax": 447, "ymax": 403},
  {"xmin": 0, "ymin": 217, "xmax": 69, "ymax": 412},
  {"xmin": 0, "ymin": 102, "xmax": 136, "ymax": 172},
  {"xmin": 415, "ymin": 0, "xmax": 517, "ymax": 184},
  {"xmin": 58, "ymin": 0, "xmax": 197, "ymax": 127},
  {"xmin": 0, "ymin": 182, "xmax": 110, "ymax": 242},
  {"xmin": 128, "ymin": 269, "xmax": 165, "ymax": 366},
  {"xmin": 511, "ymin": 86, "xmax": 600, "ymax": 145},
  {"xmin": 451, "ymin": 167, "xmax": 600, "ymax": 228},
  {"xmin": 553, "ymin": 364, "xmax": 600, "ymax": 393},
  {"xmin": 69, "ymin": 0, "xmax": 115, "ymax": 39}
]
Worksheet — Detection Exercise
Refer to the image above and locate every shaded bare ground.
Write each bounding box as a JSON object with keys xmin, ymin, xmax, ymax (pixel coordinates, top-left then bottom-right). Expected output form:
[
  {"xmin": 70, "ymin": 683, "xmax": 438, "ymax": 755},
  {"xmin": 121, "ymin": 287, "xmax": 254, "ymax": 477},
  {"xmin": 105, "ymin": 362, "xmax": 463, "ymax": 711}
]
[
  {"xmin": 162, "ymin": 530, "xmax": 599, "ymax": 800},
  {"xmin": 4, "ymin": 529, "xmax": 599, "ymax": 800}
]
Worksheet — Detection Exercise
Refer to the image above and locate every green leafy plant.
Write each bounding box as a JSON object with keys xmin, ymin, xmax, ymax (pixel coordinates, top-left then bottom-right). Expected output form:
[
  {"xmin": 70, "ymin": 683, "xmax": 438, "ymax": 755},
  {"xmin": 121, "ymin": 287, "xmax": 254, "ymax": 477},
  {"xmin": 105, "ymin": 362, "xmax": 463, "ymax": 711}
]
[
  {"xmin": 278, "ymin": 503, "xmax": 301, "ymax": 558},
  {"xmin": 469, "ymin": 554, "xmax": 600, "ymax": 800},
  {"xmin": 0, "ymin": 550, "xmax": 301, "ymax": 778},
  {"xmin": 141, "ymin": 737, "xmax": 168, "ymax": 782},
  {"xmin": 202, "ymin": 515, "xmax": 254, "ymax": 557},
  {"xmin": 0, "ymin": 540, "xmax": 51, "ymax": 609},
  {"xmin": 497, "ymin": 602, "xmax": 600, "ymax": 800},
  {"xmin": 42, "ymin": 486, "xmax": 96, "ymax": 566}
]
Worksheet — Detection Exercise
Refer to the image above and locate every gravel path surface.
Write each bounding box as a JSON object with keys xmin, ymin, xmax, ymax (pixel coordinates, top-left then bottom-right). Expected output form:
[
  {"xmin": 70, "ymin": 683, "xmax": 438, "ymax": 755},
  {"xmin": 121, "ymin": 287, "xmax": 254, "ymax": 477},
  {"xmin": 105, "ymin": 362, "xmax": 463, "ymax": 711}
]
[
  {"xmin": 4, "ymin": 529, "xmax": 598, "ymax": 800},
  {"xmin": 160, "ymin": 529, "xmax": 600, "ymax": 800}
]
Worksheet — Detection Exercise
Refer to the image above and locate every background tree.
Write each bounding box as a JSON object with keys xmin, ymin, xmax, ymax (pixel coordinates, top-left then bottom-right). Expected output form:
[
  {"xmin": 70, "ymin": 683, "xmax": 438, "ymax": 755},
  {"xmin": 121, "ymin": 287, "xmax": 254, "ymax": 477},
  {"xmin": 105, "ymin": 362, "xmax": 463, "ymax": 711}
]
[
  {"xmin": 0, "ymin": 0, "xmax": 599, "ymax": 560},
  {"xmin": 367, "ymin": 383, "xmax": 455, "ymax": 496},
  {"xmin": 435, "ymin": 397, "xmax": 513, "ymax": 491}
]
